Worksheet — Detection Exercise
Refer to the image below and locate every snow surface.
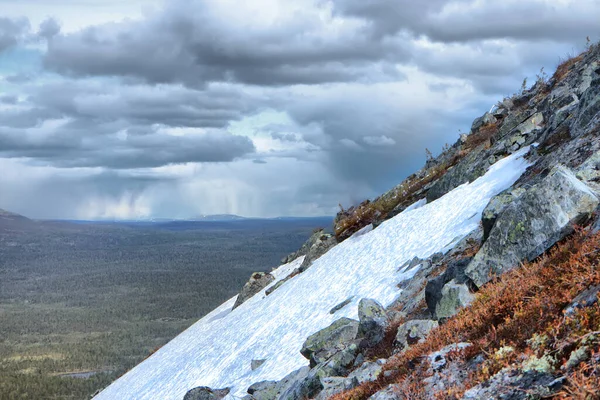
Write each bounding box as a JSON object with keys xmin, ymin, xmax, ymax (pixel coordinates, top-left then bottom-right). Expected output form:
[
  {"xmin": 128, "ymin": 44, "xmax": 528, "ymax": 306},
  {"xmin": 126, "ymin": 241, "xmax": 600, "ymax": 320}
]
[{"xmin": 94, "ymin": 147, "xmax": 532, "ymax": 400}]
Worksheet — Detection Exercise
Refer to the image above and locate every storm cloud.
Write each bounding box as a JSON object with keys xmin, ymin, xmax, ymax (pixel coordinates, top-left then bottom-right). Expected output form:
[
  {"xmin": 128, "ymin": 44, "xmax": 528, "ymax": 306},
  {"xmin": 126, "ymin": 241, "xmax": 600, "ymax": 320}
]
[{"xmin": 0, "ymin": 0, "xmax": 598, "ymax": 219}]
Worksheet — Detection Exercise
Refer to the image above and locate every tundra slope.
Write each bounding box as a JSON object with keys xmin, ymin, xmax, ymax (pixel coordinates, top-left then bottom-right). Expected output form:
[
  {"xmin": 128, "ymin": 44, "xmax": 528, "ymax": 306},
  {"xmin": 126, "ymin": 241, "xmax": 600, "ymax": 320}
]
[{"xmin": 93, "ymin": 147, "xmax": 532, "ymax": 400}]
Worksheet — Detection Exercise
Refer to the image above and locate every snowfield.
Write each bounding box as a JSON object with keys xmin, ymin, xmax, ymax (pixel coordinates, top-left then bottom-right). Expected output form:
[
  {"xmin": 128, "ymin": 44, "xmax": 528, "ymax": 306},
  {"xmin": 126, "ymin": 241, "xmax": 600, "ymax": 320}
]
[{"xmin": 94, "ymin": 147, "xmax": 532, "ymax": 400}]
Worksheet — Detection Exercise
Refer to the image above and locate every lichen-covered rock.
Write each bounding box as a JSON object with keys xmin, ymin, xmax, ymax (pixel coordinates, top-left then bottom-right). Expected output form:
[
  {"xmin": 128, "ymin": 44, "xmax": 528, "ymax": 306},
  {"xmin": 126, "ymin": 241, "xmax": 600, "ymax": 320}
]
[
  {"xmin": 462, "ymin": 370, "xmax": 563, "ymax": 400},
  {"xmin": 425, "ymin": 257, "xmax": 472, "ymax": 318},
  {"xmin": 466, "ymin": 165, "xmax": 599, "ymax": 287},
  {"xmin": 313, "ymin": 377, "xmax": 356, "ymax": 400},
  {"xmin": 435, "ymin": 280, "xmax": 475, "ymax": 320},
  {"xmin": 367, "ymin": 384, "xmax": 401, "ymax": 400},
  {"xmin": 300, "ymin": 318, "xmax": 359, "ymax": 367},
  {"xmin": 564, "ymin": 284, "xmax": 600, "ymax": 316},
  {"xmin": 576, "ymin": 149, "xmax": 600, "ymax": 184},
  {"xmin": 394, "ymin": 320, "xmax": 438, "ymax": 351},
  {"xmin": 250, "ymin": 359, "xmax": 266, "ymax": 371},
  {"xmin": 481, "ymin": 187, "xmax": 526, "ymax": 241},
  {"xmin": 298, "ymin": 234, "xmax": 337, "ymax": 272},
  {"xmin": 233, "ymin": 272, "xmax": 275, "ymax": 309},
  {"xmin": 246, "ymin": 381, "xmax": 277, "ymax": 400},
  {"xmin": 183, "ymin": 387, "xmax": 230, "ymax": 400},
  {"xmin": 471, "ymin": 112, "xmax": 496, "ymax": 132},
  {"xmin": 347, "ymin": 359, "xmax": 386, "ymax": 385},
  {"xmin": 281, "ymin": 229, "xmax": 331, "ymax": 264},
  {"xmin": 357, "ymin": 298, "xmax": 389, "ymax": 348},
  {"xmin": 427, "ymin": 343, "xmax": 472, "ymax": 372}
]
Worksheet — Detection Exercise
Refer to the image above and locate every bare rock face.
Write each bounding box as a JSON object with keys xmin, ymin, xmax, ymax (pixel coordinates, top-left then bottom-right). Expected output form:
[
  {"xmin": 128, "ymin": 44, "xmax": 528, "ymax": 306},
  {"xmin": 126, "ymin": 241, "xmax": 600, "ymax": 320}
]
[
  {"xmin": 183, "ymin": 387, "xmax": 230, "ymax": 400},
  {"xmin": 233, "ymin": 272, "xmax": 275, "ymax": 309},
  {"xmin": 466, "ymin": 165, "xmax": 599, "ymax": 287}
]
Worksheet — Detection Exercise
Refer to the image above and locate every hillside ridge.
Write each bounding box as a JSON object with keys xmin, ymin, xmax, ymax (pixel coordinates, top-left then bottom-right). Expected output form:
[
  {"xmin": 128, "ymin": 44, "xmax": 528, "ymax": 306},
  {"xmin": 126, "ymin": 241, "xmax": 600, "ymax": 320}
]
[{"xmin": 95, "ymin": 42, "xmax": 600, "ymax": 400}]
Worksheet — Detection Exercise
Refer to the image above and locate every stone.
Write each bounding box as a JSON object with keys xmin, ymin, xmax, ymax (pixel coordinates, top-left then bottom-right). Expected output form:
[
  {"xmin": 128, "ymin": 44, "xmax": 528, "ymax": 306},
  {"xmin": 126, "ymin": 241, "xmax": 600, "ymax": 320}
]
[
  {"xmin": 329, "ymin": 297, "xmax": 354, "ymax": 314},
  {"xmin": 425, "ymin": 258, "xmax": 472, "ymax": 318},
  {"xmin": 564, "ymin": 284, "xmax": 600, "ymax": 316},
  {"xmin": 481, "ymin": 188, "xmax": 526, "ymax": 241},
  {"xmin": 357, "ymin": 298, "xmax": 389, "ymax": 348},
  {"xmin": 394, "ymin": 320, "xmax": 438, "ymax": 351},
  {"xmin": 298, "ymin": 233, "xmax": 337, "ymax": 272},
  {"xmin": 466, "ymin": 165, "xmax": 599, "ymax": 287},
  {"xmin": 368, "ymin": 384, "xmax": 401, "ymax": 400},
  {"xmin": 347, "ymin": 359, "xmax": 386, "ymax": 384},
  {"xmin": 314, "ymin": 377, "xmax": 356, "ymax": 400},
  {"xmin": 272, "ymin": 367, "xmax": 313, "ymax": 400},
  {"xmin": 462, "ymin": 370, "xmax": 563, "ymax": 400},
  {"xmin": 576, "ymin": 150, "xmax": 600, "ymax": 183},
  {"xmin": 233, "ymin": 272, "xmax": 275, "ymax": 309},
  {"xmin": 281, "ymin": 229, "xmax": 329, "ymax": 264},
  {"xmin": 251, "ymin": 359, "xmax": 266, "ymax": 371},
  {"xmin": 471, "ymin": 112, "xmax": 496, "ymax": 132},
  {"xmin": 300, "ymin": 318, "xmax": 359, "ymax": 367},
  {"xmin": 183, "ymin": 387, "xmax": 230, "ymax": 400},
  {"xmin": 434, "ymin": 280, "xmax": 475, "ymax": 320},
  {"xmin": 246, "ymin": 381, "xmax": 277, "ymax": 400},
  {"xmin": 428, "ymin": 343, "xmax": 472, "ymax": 372}
]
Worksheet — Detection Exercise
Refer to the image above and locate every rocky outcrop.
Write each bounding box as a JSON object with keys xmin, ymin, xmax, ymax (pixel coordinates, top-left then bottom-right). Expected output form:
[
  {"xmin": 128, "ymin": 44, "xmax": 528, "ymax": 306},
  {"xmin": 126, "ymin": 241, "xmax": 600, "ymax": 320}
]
[
  {"xmin": 466, "ymin": 165, "xmax": 599, "ymax": 287},
  {"xmin": 183, "ymin": 387, "xmax": 230, "ymax": 400},
  {"xmin": 233, "ymin": 272, "xmax": 275, "ymax": 309},
  {"xmin": 394, "ymin": 320, "xmax": 438, "ymax": 351},
  {"xmin": 297, "ymin": 233, "xmax": 336, "ymax": 272},
  {"xmin": 300, "ymin": 318, "xmax": 359, "ymax": 367},
  {"xmin": 357, "ymin": 299, "xmax": 389, "ymax": 348},
  {"xmin": 481, "ymin": 187, "xmax": 526, "ymax": 241},
  {"xmin": 281, "ymin": 229, "xmax": 335, "ymax": 265}
]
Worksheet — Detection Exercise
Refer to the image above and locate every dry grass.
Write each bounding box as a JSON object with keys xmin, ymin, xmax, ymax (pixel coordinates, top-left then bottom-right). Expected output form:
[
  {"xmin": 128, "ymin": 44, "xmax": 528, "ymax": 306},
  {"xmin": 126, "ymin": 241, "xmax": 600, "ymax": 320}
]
[
  {"xmin": 552, "ymin": 53, "xmax": 585, "ymax": 84},
  {"xmin": 331, "ymin": 228, "xmax": 600, "ymax": 400}
]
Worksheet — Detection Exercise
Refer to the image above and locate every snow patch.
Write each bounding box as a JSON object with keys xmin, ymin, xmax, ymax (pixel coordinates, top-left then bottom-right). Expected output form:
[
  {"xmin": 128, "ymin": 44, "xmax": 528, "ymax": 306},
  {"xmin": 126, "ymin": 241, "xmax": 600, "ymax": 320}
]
[{"xmin": 94, "ymin": 147, "xmax": 532, "ymax": 400}]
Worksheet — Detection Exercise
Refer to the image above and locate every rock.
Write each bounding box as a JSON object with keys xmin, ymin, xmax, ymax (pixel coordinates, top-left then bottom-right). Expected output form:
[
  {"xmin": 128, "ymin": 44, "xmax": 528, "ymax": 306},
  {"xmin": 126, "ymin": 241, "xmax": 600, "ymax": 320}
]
[
  {"xmin": 368, "ymin": 384, "xmax": 401, "ymax": 400},
  {"xmin": 251, "ymin": 359, "xmax": 266, "ymax": 371},
  {"xmin": 246, "ymin": 381, "xmax": 278, "ymax": 400},
  {"xmin": 471, "ymin": 112, "xmax": 496, "ymax": 132},
  {"xmin": 183, "ymin": 387, "xmax": 230, "ymax": 400},
  {"xmin": 576, "ymin": 150, "xmax": 600, "ymax": 183},
  {"xmin": 347, "ymin": 359, "xmax": 386, "ymax": 384},
  {"xmin": 466, "ymin": 165, "xmax": 599, "ymax": 287},
  {"xmin": 329, "ymin": 297, "xmax": 354, "ymax": 314},
  {"xmin": 481, "ymin": 188, "xmax": 526, "ymax": 241},
  {"xmin": 564, "ymin": 284, "xmax": 600, "ymax": 316},
  {"xmin": 434, "ymin": 280, "xmax": 475, "ymax": 320},
  {"xmin": 462, "ymin": 370, "xmax": 563, "ymax": 400},
  {"xmin": 233, "ymin": 272, "xmax": 275, "ymax": 309},
  {"xmin": 425, "ymin": 258, "xmax": 472, "ymax": 318},
  {"xmin": 357, "ymin": 298, "xmax": 389, "ymax": 348},
  {"xmin": 394, "ymin": 320, "xmax": 438, "ymax": 351},
  {"xmin": 428, "ymin": 343, "xmax": 472, "ymax": 372},
  {"xmin": 265, "ymin": 278, "xmax": 288, "ymax": 296},
  {"xmin": 314, "ymin": 377, "xmax": 356, "ymax": 400},
  {"xmin": 281, "ymin": 229, "xmax": 329, "ymax": 264},
  {"xmin": 272, "ymin": 367, "xmax": 312, "ymax": 400},
  {"xmin": 298, "ymin": 234, "xmax": 337, "ymax": 272},
  {"xmin": 300, "ymin": 318, "xmax": 359, "ymax": 367}
]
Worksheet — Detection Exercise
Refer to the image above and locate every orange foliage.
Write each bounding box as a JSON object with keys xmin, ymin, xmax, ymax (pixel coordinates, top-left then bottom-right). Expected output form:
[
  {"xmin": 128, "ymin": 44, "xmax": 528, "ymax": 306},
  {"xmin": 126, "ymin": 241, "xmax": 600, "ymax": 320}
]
[{"xmin": 331, "ymin": 229, "xmax": 600, "ymax": 400}]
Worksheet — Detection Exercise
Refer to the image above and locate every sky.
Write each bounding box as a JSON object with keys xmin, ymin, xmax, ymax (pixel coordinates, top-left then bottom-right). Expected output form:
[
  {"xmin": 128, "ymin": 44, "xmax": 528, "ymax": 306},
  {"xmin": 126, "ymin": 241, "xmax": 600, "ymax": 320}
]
[{"xmin": 0, "ymin": 0, "xmax": 598, "ymax": 220}]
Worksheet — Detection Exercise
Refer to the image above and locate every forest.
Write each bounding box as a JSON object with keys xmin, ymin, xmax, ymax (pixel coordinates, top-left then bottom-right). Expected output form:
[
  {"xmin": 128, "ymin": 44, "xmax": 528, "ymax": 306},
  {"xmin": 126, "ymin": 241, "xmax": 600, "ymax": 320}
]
[{"xmin": 0, "ymin": 217, "xmax": 330, "ymax": 399}]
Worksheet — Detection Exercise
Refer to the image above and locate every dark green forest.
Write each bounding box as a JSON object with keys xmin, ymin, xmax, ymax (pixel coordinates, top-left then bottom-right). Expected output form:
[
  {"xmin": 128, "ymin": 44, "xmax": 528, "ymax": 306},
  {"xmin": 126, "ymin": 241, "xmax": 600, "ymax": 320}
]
[{"xmin": 0, "ymin": 217, "xmax": 329, "ymax": 399}]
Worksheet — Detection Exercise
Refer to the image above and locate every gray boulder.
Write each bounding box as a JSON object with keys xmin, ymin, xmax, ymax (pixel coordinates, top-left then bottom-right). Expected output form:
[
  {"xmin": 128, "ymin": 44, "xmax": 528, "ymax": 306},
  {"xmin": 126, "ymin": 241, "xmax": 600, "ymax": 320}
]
[
  {"xmin": 314, "ymin": 377, "xmax": 357, "ymax": 400},
  {"xmin": 357, "ymin": 298, "xmax": 389, "ymax": 348},
  {"xmin": 394, "ymin": 320, "xmax": 438, "ymax": 351},
  {"xmin": 251, "ymin": 359, "xmax": 266, "ymax": 371},
  {"xmin": 281, "ymin": 229, "xmax": 327, "ymax": 264},
  {"xmin": 246, "ymin": 381, "xmax": 278, "ymax": 400},
  {"xmin": 368, "ymin": 384, "xmax": 401, "ymax": 400},
  {"xmin": 481, "ymin": 187, "xmax": 526, "ymax": 241},
  {"xmin": 270, "ymin": 366, "xmax": 311, "ymax": 400},
  {"xmin": 329, "ymin": 297, "xmax": 354, "ymax": 314},
  {"xmin": 462, "ymin": 370, "xmax": 563, "ymax": 399},
  {"xmin": 233, "ymin": 272, "xmax": 275, "ymax": 309},
  {"xmin": 348, "ymin": 359, "xmax": 386, "ymax": 385},
  {"xmin": 183, "ymin": 387, "xmax": 230, "ymax": 400},
  {"xmin": 564, "ymin": 284, "xmax": 600, "ymax": 316},
  {"xmin": 434, "ymin": 280, "xmax": 475, "ymax": 320},
  {"xmin": 300, "ymin": 318, "xmax": 359, "ymax": 367},
  {"xmin": 298, "ymin": 234, "xmax": 337, "ymax": 272},
  {"xmin": 466, "ymin": 165, "xmax": 599, "ymax": 287}
]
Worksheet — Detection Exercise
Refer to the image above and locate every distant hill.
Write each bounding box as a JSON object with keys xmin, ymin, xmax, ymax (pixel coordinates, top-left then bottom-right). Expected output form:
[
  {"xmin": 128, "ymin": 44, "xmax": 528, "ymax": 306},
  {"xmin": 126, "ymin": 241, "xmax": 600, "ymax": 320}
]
[{"xmin": 0, "ymin": 208, "xmax": 35, "ymax": 231}]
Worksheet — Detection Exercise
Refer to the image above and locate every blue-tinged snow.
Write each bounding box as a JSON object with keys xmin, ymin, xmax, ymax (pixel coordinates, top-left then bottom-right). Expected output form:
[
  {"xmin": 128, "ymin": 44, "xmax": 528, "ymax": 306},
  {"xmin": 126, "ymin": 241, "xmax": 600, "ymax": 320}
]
[{"xmin": 94, "ymin": 147, "xmax": 532, "ymax": 400}]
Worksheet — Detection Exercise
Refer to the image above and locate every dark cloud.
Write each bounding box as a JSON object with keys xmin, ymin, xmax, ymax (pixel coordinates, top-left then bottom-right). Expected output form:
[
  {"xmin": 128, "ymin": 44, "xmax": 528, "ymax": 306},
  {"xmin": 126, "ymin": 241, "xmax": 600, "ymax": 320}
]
[
  {"xmin": 37, "ymin": 18, "xmax": 61, "ymax": 40},
  {"xmin": 0, "ymin": 17, "xmax": 30, "ymax": 53},
  {"xmin": 42, "ymin": 0, "xmax": 409, "ymax": 86}
]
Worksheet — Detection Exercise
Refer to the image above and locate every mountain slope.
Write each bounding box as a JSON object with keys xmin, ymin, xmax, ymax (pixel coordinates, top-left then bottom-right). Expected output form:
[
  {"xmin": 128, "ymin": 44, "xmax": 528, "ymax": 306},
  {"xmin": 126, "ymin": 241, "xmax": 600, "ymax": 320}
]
[{"xmin": 93, "ymin": 147, "xmax": 531, "ymax": 400}]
